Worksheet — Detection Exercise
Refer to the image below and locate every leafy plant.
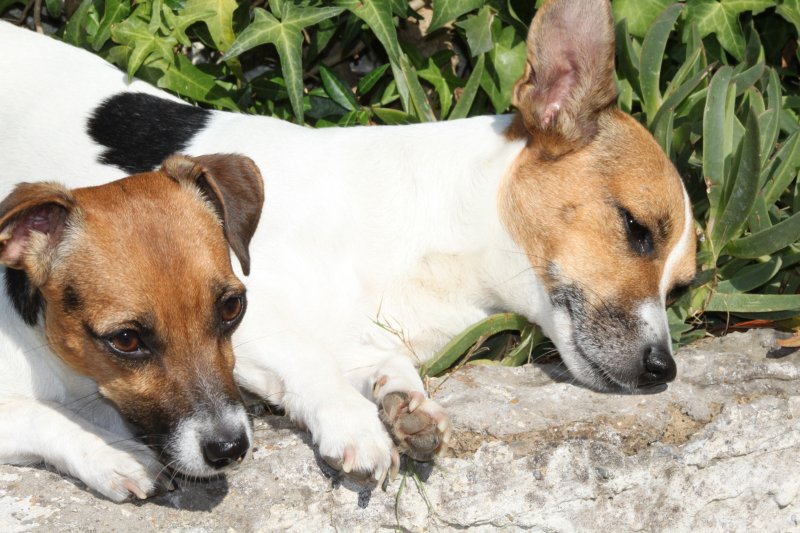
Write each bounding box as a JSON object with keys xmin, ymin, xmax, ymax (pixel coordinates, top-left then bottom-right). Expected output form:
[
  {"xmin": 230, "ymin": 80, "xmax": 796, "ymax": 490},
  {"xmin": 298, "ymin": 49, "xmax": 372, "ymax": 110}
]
[{"xmin": 3, "ymin": 0, "xmax": 799, "ymax": 374}]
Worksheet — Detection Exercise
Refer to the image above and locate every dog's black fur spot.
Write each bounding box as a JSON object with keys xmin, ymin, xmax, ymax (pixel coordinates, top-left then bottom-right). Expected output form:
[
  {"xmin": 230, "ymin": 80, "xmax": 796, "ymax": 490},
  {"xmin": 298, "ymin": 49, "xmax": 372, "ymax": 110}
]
[
  {"xmin": 62, "ymin": 284, "xmax": 82, "ymax": 313},
  {"xmin": 4, "ymin": 268, "xmax": 42, "ymax": 325},
  {"xmin": 88, "ymin": 93, "xmax": 211, "ymax": 174}
]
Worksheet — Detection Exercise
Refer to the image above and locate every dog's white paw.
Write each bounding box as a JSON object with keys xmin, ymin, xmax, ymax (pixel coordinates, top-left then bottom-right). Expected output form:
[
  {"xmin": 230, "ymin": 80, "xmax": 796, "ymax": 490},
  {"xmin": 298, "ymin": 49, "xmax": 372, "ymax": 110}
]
[
  {"xmin": 312, "ymin": 390, "xmax": 399, "ymax": 485},
  {"xmin": 69, "ymin": 439, "xmax": 164, "ymax": 502},
  {"xmin": 379, "ymin": 391, "xmax": 451, "ymax": 462}
]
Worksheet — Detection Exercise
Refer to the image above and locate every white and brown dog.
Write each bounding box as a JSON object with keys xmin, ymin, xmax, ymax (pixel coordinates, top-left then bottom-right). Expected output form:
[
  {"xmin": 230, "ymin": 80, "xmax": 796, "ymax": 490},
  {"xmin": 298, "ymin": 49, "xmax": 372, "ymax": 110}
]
[
  {"xmin": 0, "ymin": 0, "xmax": 696, "ymax": 486},
  {"xmin": 0, "ymin": 154, "xmax": 263, "ymax": 500}
]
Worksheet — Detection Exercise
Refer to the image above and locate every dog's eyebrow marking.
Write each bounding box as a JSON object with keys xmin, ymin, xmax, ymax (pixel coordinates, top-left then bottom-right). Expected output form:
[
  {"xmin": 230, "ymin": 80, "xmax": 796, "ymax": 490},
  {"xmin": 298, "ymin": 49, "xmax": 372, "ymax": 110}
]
[
  {"xmin": 62, "ymin": 284, "xmax": 82, "ymax": 312},
  {"xmin": 659, "ymin": 186, "xmax": 694, "ymax": 300},
  {"xmin": 88, "ymin": 92, "xmax": 211, "ymax": 174}
]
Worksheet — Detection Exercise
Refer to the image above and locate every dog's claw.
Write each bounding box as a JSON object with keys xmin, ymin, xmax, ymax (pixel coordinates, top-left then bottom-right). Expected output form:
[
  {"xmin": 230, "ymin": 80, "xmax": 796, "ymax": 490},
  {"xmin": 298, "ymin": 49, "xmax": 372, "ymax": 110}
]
[
  {"xmin": 342, "ymin": 446, "xmax": 355, "ymax": 473},
  {"xmin": 121, "ymin": 479, "xmax": 148, "ymax": 500},
  {"xmin": 408, "ymin": 391, "xmax": 423, "ymax": 413}
]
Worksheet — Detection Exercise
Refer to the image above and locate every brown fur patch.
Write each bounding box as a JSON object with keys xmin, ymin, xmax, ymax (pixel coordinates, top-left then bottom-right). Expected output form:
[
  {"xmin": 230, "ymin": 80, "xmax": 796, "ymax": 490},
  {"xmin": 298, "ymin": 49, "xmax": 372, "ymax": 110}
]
[{"xmin": 500, "ymin": 109, "xmax": 694, "ymax": 310}]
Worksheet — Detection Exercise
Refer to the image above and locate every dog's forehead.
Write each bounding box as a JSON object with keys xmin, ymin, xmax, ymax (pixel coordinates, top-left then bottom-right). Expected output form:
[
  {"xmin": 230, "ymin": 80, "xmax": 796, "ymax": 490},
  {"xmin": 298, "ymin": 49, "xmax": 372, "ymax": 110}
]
[{"xmin": 66, "ymin": 172, "xmax": 236, "ymax": 300}]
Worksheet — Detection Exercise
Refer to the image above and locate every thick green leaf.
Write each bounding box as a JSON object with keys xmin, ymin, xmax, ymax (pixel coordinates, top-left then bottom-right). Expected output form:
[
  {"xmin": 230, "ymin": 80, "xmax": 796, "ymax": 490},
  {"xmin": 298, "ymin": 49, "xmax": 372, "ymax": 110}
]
[
  {"xmin": 716, "ymin": 257, "xmax": 782, "ymax": 292},
  {"xmin": 724, "ymin": 211, "xmax": 800, "ymax": 258},
  {"xmin": 763, "ymin": 132, "xmax": 800, "ymax": 205},
  {"xmin": 449, "ymin": 53, "xmax": 485, "ymax": 120},
  {"xmin": 615, "ymin": 19, "xmax": 642, "ymax": 97},
  {"xmin": 500, "ymin": 326, "xmax": 545, "ymax": 367},
  {"xmin": 420, "ymin": 313, "xmax": 532, "ymax": 377},
  {"xmin": 639, "ymin": 3, "xmax": 683, "ymax": 123},
  {"xmin": 705, "ymin": 292, "xmax": 800, "ymax": 313},
  {"xmin": 319, "ymin": 65, "xmax": 358, "ymax": 112},
  {"xmin": 710, "ymin": 105, "xmax": 763, "ymax": 254},
  {"xmin": 455, "ymin": 5, "xmax": 494, "ymax": 57},
  {"xmin": 612, "ymin": 0, "xmax": 672, "ymax": 37},
  {"xmin": 429, "ymin": 0, "xmax": 483, "ymax": 32},
  {"xmin": 651, "ymin": 63, "xmax": 713, "ymax": 149},
  {"xmin": 703, "ymin": 66, "xmax": 735, "ymax": 221}
]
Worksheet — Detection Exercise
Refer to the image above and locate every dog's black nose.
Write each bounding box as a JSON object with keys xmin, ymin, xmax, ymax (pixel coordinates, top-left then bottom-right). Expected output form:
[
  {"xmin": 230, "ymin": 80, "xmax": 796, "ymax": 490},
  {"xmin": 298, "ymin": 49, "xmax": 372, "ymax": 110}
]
[
  {"xmin": 202, "ymin": 433, "xmax": 249, "ymax": 469},
  {"xmin": 638, "ymin": 344, "xmax": 677, "ymax": 387}
]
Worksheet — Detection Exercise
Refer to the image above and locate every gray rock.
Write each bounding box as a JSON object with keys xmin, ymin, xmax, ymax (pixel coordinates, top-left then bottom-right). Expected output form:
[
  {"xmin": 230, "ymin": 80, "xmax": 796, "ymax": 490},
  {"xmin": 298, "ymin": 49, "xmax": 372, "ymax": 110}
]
[{"xmin": 1, "ymin": 329, "xmax": 798, "ymax": 531}]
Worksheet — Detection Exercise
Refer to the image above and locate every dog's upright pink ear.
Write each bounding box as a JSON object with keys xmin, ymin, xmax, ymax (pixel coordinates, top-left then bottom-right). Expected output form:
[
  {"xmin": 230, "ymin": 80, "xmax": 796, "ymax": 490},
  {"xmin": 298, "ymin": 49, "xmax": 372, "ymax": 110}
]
[
  {"xmin": 512, "ymin": 0, "xmax": 617, "ymax": 157},
  {"xmin": 162, "ymin": 154, "xmax": 264, "ymax": 275},
  {"xmin": 0, "ymin": 183, "xmax": 75, "ymax": 279}
]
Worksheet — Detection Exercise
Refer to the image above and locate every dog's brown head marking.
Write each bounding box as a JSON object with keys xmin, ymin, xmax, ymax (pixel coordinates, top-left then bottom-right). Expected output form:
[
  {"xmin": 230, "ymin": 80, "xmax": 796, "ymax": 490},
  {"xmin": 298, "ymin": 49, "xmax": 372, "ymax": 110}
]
[
  {"xmin": 501, "ymin": 0, "xmax": 697, "ymax": 391},
  {"xmin": 0, "ymin": 153, "xmax": 264, "ymax": 476}
]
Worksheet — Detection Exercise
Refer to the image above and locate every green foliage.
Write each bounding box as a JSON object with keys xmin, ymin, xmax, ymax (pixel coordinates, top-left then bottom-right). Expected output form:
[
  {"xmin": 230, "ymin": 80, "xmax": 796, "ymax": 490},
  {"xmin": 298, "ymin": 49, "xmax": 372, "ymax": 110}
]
[{"xmin": 4, "ymin": 0, "xmax": 799, "ymax": 371}]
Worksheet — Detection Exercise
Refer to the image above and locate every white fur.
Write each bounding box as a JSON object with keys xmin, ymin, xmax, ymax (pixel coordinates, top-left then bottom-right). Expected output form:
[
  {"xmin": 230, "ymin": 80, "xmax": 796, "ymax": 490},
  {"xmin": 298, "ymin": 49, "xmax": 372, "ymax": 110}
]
[
  {"xmin": 0, "ymin": 21, "xmax": 686, "ymax": 480},
  {"xmin": 0, "ymin": 24, "xmax": 254, "ymax": 498}
]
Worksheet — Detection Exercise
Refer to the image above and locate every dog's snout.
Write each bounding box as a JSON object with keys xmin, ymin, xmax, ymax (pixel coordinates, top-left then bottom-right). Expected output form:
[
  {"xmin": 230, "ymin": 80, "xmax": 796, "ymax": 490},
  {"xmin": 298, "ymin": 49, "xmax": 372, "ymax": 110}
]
[
  {"xmin": 201, "ymin": 433, "xmax": 249, "ymax": 469},
  {"xmin": 638, "ymin": 344, "xmax": 677, "ymax": 387}
]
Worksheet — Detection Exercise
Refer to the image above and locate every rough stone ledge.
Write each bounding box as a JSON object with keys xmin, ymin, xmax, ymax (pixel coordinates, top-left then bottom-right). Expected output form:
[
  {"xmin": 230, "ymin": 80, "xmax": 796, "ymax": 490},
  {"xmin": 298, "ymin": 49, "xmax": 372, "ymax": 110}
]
[{"xmin": 1, "ymin": 329, "xmax": 798, "ymax": 532}]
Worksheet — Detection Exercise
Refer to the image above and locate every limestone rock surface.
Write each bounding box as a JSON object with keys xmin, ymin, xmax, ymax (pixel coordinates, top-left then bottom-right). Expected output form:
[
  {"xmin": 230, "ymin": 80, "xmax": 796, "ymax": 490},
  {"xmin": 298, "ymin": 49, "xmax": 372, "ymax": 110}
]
[{"xmin": 1, "ymin": 329, "xmax": 798, "ymax": 531}]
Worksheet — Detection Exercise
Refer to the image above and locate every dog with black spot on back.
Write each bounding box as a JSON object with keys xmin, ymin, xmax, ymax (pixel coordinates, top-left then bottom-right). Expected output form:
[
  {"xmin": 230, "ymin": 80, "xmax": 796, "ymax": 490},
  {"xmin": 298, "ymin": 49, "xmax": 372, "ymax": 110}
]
[{"xmin": 0, "ymin": 0, "xmax": 696, "ymax": 486}]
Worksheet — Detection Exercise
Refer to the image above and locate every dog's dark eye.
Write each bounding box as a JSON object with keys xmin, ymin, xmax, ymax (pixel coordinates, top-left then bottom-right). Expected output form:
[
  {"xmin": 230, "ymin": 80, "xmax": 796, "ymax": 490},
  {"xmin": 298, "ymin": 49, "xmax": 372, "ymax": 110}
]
[
  {"xmin": 621, "ymin": 209, "xmax": 654, "ymax": 255},
  {"xmin": 220, "ymin": 296, "xmax": 245, "ymax": 324},
  {"xmin": 107, "ymin": 330, "xmax": 147, "ymax": 356}
]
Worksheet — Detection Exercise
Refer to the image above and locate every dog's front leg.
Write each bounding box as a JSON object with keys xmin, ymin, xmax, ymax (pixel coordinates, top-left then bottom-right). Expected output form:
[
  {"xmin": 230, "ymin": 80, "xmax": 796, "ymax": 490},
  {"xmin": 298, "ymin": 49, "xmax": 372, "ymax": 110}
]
[
  {"xmin": 234, "ymin": 334, "xmax": 399, "ymax": 485},
  {"xmin": 0, "ymin": 399, "xmax": 163, "ymax": 501},
  {"xmin": 340, "ymin": 348, "xmax": 452, "ymax": 463}
]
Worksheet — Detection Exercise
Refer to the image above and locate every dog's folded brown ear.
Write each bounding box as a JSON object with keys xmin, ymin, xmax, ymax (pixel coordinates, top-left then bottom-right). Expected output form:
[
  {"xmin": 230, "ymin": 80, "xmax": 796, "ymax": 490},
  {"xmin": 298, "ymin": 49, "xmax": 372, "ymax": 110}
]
[
  {"xmin": 162, "ymin": 154, "xmax": 264, "ymax": 276},
  {"xmin": 0, "ymin": 183, "xmax": 75, "ymax": 276},
  {"xmin": 512, "ymin": 0, "xmax": 617, "ymax": 158}
]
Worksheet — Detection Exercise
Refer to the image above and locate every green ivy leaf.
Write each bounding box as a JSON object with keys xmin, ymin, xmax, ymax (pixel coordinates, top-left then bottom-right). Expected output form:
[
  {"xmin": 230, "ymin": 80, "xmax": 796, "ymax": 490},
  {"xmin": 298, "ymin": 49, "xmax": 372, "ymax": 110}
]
[
  {"xmin": 611, "ymin": 0, "xmax": 672, "ymax": 37},
  {"xmin": 429, "ymin": 0, "xmax": 483, "ymax": 33},
  {"xmin": 455, "ymin": 5, "xmax": 494, "ymax": 57},
  {"xmin": 112, "ymin": 15, "xmax": 177, "ymax": 79},
  {"xmin": 155, "ymin": 55, "xmax": 237, "ymax": 110},
  {"xmin": 225, "ymin": 5, "xmax": 345, "ymax": 123},
  {"xmin": 417, "ymin": 57, "xmax": 453, "ymax": 118},
  {"xmin": 181, "ymin": 0, "xmax": 237, "ymax": 52},
  {"xmin": 93, "ymin": 0, "xmax": 131, "ymax": 51},
  {"xmin": 688, "ymin": 0, "xmax": 774, "ymax": 60}
]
